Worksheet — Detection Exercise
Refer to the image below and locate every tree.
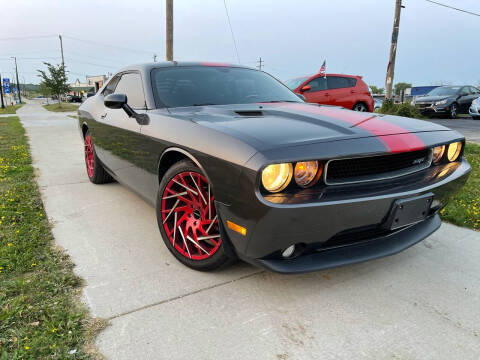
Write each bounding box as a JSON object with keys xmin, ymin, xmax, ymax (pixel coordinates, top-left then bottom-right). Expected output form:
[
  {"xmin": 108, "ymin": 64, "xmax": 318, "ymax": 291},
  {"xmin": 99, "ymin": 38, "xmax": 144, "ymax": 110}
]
[
  {"xmin": 37, "ymin": 62, "xmax": 70, "ymax": 107},
  {"xmin": 394, "ymin": 82, "xmax": 412, "ymax": 96},
  {"xmin": 370, "ymin": 85, "xmax": 385, "ymax": 95},
  {"xmin": 38, "ymin": 82, "xmax": 52, "ymax": 104}
]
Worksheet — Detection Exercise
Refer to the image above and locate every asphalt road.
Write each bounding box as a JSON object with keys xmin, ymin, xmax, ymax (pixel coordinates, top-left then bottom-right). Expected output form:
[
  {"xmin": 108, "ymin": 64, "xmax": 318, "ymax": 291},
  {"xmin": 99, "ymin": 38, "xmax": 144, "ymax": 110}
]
[
  {"xmin": 426, "ymin": 117, "xmax": 480, "ymax": 144},
  {"xmin": 15, "ymin": 103, "xmax": 480, "ymax": 360}
]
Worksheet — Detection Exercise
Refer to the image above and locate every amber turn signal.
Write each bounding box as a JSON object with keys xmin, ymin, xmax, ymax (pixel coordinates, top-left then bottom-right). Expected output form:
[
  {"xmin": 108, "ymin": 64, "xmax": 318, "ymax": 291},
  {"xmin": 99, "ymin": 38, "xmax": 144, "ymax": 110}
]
[
  {"xmin": 294, "ymin": 161, "xmax": 323, "ymax": 188},
  {"xmin": 227, "ymin": 220, "xmax": 247, "ymax": 236}
]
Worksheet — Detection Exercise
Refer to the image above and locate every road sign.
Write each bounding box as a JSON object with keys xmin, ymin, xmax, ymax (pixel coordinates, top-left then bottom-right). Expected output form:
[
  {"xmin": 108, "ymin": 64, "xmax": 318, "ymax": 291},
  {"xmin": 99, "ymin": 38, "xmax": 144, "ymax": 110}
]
[
  {"xmin": 12, "ymin": 87, "xmax": 17, "ymax": 94},
  {"xmin": 3, "ymin": 78, "xmax": 10, "ymax": 94}
]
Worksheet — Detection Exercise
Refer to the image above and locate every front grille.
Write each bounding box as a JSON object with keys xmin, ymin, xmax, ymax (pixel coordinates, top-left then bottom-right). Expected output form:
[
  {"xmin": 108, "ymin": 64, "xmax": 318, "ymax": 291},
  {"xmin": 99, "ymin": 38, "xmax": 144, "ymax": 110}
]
[
  {"xmin": 325, "ymin": 149, "xmax": 432, "ymax": 185},
  {"xmin": 415, "ymin": 103, "xmax": 432, "ymax": 110},
  {"xmin": 318, "ymin": 225, "xmax": 394, "ymax": 251}
]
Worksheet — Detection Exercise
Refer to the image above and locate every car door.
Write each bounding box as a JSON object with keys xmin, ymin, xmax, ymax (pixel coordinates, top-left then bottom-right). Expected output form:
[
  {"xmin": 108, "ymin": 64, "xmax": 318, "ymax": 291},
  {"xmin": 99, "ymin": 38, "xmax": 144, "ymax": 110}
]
[
  {"xmin": 457, "ymin": 87, "xmax": 473, "ymax": 113},
  {"xmin": 326, "ymin": 76, "xmax": 356, "ymax": 109},
  {"xmin": 94, "ymin": 72, "xmax": 148, "ymax": 190},
  {"xmin": 301, "ymin": 76, "xmax": 330, "ymax": 105}
]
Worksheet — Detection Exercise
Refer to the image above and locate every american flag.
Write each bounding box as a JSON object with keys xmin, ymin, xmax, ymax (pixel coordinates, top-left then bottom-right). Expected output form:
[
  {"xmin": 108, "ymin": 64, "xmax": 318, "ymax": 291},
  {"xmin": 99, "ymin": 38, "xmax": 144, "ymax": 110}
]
[{"xmin": 319, "ymin": 60, "xmax": 326, "ymax": 76}]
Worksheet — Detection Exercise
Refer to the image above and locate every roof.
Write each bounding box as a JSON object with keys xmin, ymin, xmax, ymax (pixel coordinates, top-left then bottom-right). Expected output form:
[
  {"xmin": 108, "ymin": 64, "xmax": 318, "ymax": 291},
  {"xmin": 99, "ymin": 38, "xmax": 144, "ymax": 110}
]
[{"xmin": 115, "ymin": 61, "xmax": 255, "ymax": 74}]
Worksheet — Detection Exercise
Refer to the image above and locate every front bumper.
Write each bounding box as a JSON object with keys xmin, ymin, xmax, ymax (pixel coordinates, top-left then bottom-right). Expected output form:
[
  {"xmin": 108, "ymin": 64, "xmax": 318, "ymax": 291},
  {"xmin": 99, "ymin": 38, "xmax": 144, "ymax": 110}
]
[
  {"xmin": 217, "ymin": 159, "xmax": 471, "ymax": 274},
  {"xmin": 469, "ymin": 105, "xmax": 480, "ymax": 117},
  {"xmin": 415, "ymin": 104, "xmax": 450, "ymax": 116}
]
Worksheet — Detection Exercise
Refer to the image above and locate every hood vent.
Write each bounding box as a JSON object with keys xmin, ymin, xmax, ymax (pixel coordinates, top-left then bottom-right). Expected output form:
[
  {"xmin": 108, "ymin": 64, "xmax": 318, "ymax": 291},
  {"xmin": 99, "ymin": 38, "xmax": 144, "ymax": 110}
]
[{"xmin": 235, "ymin": 110, "xmax": 263, "ymax": 117}]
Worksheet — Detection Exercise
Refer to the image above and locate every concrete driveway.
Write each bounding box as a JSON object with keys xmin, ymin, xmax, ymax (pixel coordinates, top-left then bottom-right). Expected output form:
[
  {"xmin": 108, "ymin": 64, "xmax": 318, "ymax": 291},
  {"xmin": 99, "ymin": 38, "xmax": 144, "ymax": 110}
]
[{"xmin": 17, "ymin": 103, "xmax": 480, "ymax": 359}]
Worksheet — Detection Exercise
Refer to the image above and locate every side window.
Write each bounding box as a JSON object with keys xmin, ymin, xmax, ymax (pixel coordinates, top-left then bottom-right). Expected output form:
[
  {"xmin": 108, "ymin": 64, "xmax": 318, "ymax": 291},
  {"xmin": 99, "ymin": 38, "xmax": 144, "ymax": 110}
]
[
  {"xmin": 470, "ymin": 86, "xmax": 479, "ymax": 94},
  {"xmin": 460, "ymin": 87, "xmax": 469, "ymax": 96},
  {"xmin": 114, "ymin": 73, "xmax": 146, "ymax": 109},
  {"xmin": 305, "ymin": 77, "xmax": 327, "ymax": 92},
  {"xmin": 102, "ymin": 76, "xmax": 120, "ymax": 96},
  {"xmin": 327, "ymin": 76, "xmax": 355, "ymax": 90}
]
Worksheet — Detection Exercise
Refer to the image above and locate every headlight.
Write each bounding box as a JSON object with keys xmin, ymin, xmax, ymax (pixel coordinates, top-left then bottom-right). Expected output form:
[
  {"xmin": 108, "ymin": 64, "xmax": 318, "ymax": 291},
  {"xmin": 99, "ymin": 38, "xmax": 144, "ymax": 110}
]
[
  {"xmin": 435, "ymin": 99, "xmax": 448, "ymax": 105},
  {"xmin": 447, "ymin": 142, "xmax": 462, "ymax": 162},
  {"xmin": 432, "ymin": 145, "xmax": 445, "ymax": 164},
  {"xmin": 262, "ymin": 163, "xmax": 293, "ymax": 193},
  {"xmin": 294, "ymin": 161, "xmax": 322, "ymax": 188}
]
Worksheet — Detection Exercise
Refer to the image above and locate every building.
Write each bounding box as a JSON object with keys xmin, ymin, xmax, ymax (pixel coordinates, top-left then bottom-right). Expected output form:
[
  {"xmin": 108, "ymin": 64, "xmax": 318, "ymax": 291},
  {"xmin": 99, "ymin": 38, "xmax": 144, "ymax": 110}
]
[{"xmin": 70, "ymin": 75, "xmax": 108, "ymax": 97}]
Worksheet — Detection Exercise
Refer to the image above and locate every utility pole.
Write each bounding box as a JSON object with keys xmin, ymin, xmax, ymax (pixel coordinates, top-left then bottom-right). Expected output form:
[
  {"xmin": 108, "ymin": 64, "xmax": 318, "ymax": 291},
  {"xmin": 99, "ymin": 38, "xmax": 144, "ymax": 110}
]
[
  {"xmin": 12, "ymin": 57, "xmax": 22, "ymax": 104},
  {"xmin": 385, "ymin": 0, "xmax": 403, "ymax": 101},
  {"xmin": 257, "ymin": 57, "xmax": 263, "ymax": 71},
  {"xmin": 153, "ymin": 54, "xmax": 157, "ymax": 62},
  {"xmin": 0, "ymin": 73, "xmax": 5, "ymax": 109},
  {"xmin": 59, "ymin": 34, "xmax": 65, "ymax": 68},
  {"xmin": 166, "ymin": 0, "xmax": 173, "ymax": 61}
]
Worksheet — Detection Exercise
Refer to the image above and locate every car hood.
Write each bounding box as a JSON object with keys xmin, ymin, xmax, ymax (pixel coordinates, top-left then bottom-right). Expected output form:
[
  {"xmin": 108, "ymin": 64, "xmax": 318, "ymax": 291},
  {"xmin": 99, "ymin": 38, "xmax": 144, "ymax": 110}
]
[
  {"xmin": 415, "ymin": 95, "xmax": 452, "ymax": 103},
  {"xmin": 163, "ymin": 102, "xmax": 450, "ymax": 150}
]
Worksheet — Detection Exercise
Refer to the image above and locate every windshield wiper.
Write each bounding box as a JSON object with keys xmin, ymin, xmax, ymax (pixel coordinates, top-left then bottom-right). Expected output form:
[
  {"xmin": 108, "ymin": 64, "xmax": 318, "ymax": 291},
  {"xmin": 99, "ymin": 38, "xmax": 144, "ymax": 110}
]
[{"xmin": 192, "ymin": 103, "xmax": 216, "ymax": 106}]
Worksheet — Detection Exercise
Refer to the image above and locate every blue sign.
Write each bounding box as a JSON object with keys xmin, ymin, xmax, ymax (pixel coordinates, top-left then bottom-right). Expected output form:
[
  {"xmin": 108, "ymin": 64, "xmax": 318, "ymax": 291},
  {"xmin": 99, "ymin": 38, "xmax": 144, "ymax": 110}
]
[
  {"xmin": 3, "ymin": 78, "xmax": 10, "ymax": 94},
  {"xmin": 12, "ymin": 87, "xmax": 17, "ymax": 94}
]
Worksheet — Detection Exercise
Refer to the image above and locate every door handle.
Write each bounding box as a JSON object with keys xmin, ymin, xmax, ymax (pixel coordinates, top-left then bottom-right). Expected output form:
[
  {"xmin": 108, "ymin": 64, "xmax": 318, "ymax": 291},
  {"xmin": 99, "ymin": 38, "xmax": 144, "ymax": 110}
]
[
  {"xmin": 325, "ymin": 93, "xmax": 330, "ymax": 96},
  {"xmin": 100, "ymin": 113, "xmax": 107, "ymax": 119}
]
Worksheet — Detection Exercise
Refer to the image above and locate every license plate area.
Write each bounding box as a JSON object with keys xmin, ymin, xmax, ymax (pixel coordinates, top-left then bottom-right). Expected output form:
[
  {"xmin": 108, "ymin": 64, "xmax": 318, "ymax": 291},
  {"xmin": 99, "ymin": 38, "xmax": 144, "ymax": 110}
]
[{"xmin": 384, "ymin": 193, "xmax": 434, "ymax": 230}]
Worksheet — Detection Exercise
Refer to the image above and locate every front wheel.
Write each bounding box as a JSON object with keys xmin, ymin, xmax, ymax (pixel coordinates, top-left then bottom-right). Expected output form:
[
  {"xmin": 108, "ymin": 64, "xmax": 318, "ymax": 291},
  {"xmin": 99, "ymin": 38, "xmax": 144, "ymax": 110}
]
[
  {"xmin": 156, "ymin": 159, "xmax": 235, "ymax": 271},
  {"xmin": 353, "ymin": 102, "xmax": 368, "ymax": 112},
  {"xmin": 449, "ymin": 103, "xmax": 458, "ymax": 119}
]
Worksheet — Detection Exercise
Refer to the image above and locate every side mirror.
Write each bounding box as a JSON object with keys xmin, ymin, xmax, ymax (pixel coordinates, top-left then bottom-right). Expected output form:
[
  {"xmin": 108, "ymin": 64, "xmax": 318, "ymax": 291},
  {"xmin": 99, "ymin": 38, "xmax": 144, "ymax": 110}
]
[
  {"xmin": 104, "ymin": 93, "xmax": 127, "ymax": 109},
  {"xmin": 300, "ymin": 85, "xmax": 311, "ymax": 93}
]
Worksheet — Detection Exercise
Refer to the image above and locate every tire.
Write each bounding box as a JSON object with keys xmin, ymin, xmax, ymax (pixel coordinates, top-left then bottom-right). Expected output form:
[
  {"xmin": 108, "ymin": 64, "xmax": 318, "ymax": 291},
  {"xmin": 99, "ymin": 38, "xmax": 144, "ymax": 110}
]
[
  {"xmin": 156, "ymin": 159, "xmax": 235, "ymax": 271},
  {"xmin": 84, "ymin": 131, "xmax": 114, "ymax": 184},
  {"xmin": 449, "ymin": 103, "xmax": 458, "ymax": 119},
  {"xmin": 353, "ymin": 102, "xmax": 368, "ymax": 112}
]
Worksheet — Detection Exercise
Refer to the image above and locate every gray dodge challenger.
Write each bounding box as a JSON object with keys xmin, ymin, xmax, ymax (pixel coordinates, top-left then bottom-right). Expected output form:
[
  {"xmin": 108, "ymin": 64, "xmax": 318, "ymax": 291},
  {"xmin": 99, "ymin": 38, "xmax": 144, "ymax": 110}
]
[{"xmin": 78, "ymin": 62, "xmax": 470, "ymax": 273}]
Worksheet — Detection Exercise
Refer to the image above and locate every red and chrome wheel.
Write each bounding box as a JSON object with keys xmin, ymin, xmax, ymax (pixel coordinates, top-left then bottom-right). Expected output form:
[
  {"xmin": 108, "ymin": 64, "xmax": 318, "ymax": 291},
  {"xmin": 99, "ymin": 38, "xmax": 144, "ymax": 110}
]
[
  {"xmin": 84, "ymin": 134, "xmax": 95, "ymax": 178},
  {"xmin": 156, "ymin": 159, "xmax": 233, "ymax": 270},
  {"xmin": 83, "ymin": 131, "xmax": 113, "ymax": 184}
]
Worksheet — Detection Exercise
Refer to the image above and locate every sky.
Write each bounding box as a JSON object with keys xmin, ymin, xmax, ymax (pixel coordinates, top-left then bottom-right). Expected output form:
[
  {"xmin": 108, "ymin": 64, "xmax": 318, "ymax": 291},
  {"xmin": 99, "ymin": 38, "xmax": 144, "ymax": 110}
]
[{"xmin": 1, "ymin": 0, "xmax": 479, "ymax": 88}]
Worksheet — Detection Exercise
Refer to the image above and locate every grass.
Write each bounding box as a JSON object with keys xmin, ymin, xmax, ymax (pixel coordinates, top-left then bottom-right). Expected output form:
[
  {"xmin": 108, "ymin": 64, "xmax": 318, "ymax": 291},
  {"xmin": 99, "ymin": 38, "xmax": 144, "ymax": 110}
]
[
  {"xmin": 43, "ymin": 103, "xmax": 79, "ymax": 113},
  {"xmin": 0, "ymin": 117, "xmax": 104, "ymax": 359},
  {"xmin": 441, "ymin": 143, "xmax": 480, "ymax": 230},
  {"xmin": 0, "ymin": 104, "xmax": 23, "ymax": 115}
]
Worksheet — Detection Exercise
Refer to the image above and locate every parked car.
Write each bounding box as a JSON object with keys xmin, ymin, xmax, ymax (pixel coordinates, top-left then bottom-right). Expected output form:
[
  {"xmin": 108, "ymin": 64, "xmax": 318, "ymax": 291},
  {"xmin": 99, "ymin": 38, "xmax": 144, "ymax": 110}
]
[
  {"xmin": 374, "ymin": 98, "xmax": 383, "ymax": 110},
  {"xmin": 469, "ymin": 97, "xmax": 480, "ymax": 119},
  {"xmin": 78, "ymin": 62, "xmax": 470, "ymax": 273},
  {"xmin": 285, "ymin": 73, "xmax": 374, "ymax": 112},
  {"xmin": 67, "ymin": 95, "xmax": 83, "ymax": 103},
  {"xmin": 412, "ymin": 85, "xmax": 480, "ymax": 119}
]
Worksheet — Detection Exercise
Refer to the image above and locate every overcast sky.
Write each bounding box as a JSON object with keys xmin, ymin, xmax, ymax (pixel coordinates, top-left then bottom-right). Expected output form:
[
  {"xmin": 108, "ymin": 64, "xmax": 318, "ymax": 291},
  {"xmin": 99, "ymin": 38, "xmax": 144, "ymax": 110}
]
[{"xmin": 1, "ymin": 0, "xmax": 479, "ymax": 88}]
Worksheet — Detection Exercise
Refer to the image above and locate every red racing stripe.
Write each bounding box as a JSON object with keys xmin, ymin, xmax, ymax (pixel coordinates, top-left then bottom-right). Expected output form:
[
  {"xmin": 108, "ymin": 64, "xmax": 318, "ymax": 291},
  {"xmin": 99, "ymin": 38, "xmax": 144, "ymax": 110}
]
[{"xmin": 271, "ymin": 103, "xmax": 425, "ymax": 153}]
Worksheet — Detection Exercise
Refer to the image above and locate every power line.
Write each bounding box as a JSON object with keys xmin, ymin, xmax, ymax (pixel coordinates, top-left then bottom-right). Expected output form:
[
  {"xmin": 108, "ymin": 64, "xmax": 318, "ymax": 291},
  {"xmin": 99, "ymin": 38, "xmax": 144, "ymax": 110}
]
[
  {"xmin": 223, "ymin": 0, "xmax": 241, "ymax": 64},
  {"xmin": 423, "ymin": 0, "xmax": 480, "ymax": 17},
  {"xmin": 65, "ymin": 57, "xmax": 119, "ymax": 70},
  {"xmin": 63, "ymin": 35, "xmax": 157, "ymax": 55},
  {"xmin": 0, "ymin": 34, "xmax": 57, "ymax": 41}
]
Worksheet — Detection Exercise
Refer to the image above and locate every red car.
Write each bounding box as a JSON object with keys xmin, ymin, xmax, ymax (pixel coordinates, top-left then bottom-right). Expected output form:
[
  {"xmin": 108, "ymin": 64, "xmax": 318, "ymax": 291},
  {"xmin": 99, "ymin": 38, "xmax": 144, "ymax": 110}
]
[{"xmin": 285, "ymin": 73, "xmax": 374, "ymax": 112}]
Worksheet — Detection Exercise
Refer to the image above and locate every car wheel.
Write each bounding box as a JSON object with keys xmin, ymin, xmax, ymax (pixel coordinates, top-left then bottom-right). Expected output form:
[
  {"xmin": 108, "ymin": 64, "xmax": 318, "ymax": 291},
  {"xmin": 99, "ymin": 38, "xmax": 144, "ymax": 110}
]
[
  {"xmin": 156, "ymin": 159, "xmax": 235, "ymax": 271},
  {"xmin": 449, "ymin": 103, "xmax": 458, "ymax": 119},
  {"xmin": 84, "ymin": 131, "xmax": 114, "ymax": 184},
  {"xmin": 353, "ymin": 102, "xmax": 368, "ymax": 112}
]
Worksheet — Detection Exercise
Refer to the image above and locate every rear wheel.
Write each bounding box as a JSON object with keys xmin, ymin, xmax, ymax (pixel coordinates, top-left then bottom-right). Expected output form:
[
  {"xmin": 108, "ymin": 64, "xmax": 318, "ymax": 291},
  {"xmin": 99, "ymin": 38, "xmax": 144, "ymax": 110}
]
[
  {"xmin": 84, "ymin": 131, "xmax": 113, "ymax": 184},
  {"xmin": 353, "ymin": 102, "xmax": 368, "ymax": 112},
  {"xmin": 156, "ymin": 159, "xmax": 234, "ymax": 271}
]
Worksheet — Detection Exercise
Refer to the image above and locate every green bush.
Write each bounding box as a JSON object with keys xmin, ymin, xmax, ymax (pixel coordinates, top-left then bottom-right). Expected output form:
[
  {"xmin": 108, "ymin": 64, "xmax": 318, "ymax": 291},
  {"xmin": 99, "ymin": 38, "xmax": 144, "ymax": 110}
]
[{"xmin": 376, "ymin": 101, "xmax": 424, "ymax": 119}]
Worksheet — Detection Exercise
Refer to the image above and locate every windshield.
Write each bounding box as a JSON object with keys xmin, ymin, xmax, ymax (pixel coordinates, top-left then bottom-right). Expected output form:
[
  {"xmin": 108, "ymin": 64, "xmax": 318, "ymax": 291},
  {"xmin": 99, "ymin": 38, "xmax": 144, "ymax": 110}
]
[
  {"xmin": 427, "ymin": 87, "xmax": 460, "ymax": 96},
  {"xmin": 151, "ymin": 66, "xmax": 302, "ymax": 108},
  {"xmin": 284, "ymin": 76, "xmax": 309, "ymax": 90}
]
